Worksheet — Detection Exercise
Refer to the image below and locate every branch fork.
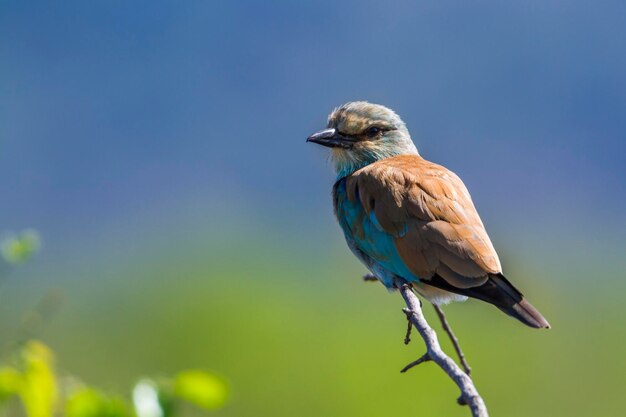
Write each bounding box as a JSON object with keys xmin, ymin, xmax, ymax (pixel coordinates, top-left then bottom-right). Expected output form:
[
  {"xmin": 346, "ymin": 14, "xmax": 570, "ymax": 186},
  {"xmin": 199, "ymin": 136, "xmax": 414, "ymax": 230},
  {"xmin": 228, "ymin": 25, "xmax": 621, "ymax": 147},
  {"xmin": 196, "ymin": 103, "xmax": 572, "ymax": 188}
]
[{"xmin": 394, "ymin": 279, "xmax": 488, "ymax": 417}]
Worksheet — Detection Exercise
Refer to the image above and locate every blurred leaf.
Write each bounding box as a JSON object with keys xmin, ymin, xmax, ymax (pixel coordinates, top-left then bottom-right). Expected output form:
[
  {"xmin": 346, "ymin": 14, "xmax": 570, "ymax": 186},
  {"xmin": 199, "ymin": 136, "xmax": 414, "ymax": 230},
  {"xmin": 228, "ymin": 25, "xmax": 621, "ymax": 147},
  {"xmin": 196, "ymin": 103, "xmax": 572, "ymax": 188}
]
[
  {"xmin": 172, "ymin": 370, "xmax": 227, "ymax": 411},
  {"xmin": 0, "ymin": 340, "xmax": 230, "ymax": 417},
  {"xmin": 1, "ymin": 230, "xmax": 41, "ymax": 264},
  {"xmin": 132, "ymin": 379, "xmax": 163, "ymax": 417},
  {"xmin": 20, "ymin": 341, "xmax": 57, "ymax": 417},
  {"xmin": 0, "ymin": 367, "xmax": 21, "ymax": 402},
  {"xmin": 66, "ymin": 388, "xmax": 131, "ymax": 417}
]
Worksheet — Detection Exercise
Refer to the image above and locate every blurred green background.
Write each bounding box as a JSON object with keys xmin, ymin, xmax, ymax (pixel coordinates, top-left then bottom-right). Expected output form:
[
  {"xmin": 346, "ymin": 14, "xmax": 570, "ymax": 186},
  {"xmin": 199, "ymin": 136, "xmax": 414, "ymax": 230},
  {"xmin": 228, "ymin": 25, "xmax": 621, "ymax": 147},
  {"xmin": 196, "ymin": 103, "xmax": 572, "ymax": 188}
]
[{"xmin": 2, "ymin": 1, "xmax": 626, "ymax": 416}]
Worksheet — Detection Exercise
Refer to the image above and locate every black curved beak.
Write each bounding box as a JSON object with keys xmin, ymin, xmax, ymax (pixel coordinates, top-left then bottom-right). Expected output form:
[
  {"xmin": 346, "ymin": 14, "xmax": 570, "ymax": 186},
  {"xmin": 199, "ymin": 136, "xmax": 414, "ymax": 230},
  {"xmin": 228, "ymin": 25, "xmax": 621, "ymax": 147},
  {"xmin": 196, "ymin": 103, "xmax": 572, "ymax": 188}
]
[{"xmin": 306, "ymin": 128, "xmax": 355, "ymax": 149}]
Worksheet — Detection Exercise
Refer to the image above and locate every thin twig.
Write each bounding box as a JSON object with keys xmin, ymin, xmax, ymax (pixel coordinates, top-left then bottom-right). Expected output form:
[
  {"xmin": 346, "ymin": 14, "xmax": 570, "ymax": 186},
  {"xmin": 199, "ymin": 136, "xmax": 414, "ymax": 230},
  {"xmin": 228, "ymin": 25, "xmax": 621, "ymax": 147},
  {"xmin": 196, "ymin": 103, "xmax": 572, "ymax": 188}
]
[
  {"xmin": 404, "ymin": 313, "xmax": 412, "ymax": 345},
  {"xmin": 433, "ymin": 304, "xmax": 472, "ymax": 375},
  {"xmin": 395, "ymin": 278, "xmax": 488, "ymax": 417},
  {"xmin": 400, "ymin": 352, "xmax": 431, "ymax": 372}
]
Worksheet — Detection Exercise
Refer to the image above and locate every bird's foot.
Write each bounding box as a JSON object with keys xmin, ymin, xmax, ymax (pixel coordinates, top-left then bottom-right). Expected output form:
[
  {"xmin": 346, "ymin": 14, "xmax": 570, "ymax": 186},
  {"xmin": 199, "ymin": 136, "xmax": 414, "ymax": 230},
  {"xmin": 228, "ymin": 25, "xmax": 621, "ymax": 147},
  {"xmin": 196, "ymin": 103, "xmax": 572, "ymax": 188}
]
[
  {"xmin": 400, "ymin": 352, "xmax": 431, "ymax": 373},
  {"xmin": 362, "ymin": 274, "xmax": 378, "ymax": 282}
]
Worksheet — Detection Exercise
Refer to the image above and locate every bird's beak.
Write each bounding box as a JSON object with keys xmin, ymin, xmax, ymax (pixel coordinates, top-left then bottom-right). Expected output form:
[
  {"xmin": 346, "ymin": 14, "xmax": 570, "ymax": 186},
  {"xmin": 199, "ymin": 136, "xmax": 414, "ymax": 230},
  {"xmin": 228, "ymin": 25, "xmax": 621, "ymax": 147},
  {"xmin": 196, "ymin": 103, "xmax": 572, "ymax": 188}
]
[{"xmin": 306, "ymin": 128, "xmax": 355, "ymax": 149}]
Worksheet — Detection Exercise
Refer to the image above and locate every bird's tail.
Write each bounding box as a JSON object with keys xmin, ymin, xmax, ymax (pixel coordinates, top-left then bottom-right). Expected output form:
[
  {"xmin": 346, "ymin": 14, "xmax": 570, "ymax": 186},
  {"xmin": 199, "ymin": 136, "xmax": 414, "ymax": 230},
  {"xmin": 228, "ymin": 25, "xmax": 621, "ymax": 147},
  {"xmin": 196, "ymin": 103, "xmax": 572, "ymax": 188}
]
[
  {"xmin": 425, "ymin": 273, "xmax": 551, "ymax": 329},
  {"xmin": 486, "ymin": 273, "xmax": 551, "ymax": 329},
  {"xmin": 506, "ymin": 298, "xmax": 551, "ymax": 329}
]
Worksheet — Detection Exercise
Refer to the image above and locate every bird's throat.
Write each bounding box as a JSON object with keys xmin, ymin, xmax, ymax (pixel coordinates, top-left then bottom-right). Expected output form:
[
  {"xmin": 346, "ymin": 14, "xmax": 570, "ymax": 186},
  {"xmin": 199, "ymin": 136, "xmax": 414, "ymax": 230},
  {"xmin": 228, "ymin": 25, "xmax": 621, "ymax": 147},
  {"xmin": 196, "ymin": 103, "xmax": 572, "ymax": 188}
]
[{"xmin": 332, "ymin": 145, "xmax": 418, "ymax": 179}]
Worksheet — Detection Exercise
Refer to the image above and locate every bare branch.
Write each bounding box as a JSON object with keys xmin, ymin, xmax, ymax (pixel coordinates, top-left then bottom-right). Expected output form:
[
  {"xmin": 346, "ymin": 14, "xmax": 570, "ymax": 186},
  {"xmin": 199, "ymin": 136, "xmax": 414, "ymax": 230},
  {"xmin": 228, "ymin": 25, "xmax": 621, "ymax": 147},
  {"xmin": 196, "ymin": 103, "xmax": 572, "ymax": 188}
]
[
  {"xmin": 395, "ymin": 279, "xmax": 488, "ymax": 417},
  {"xmin": 433, "ymin": 304, "xmax": 472, "ymax": 375},
  {"xmin": 400, "ymin": 352, "xmax": 431, "ymax": 372}
]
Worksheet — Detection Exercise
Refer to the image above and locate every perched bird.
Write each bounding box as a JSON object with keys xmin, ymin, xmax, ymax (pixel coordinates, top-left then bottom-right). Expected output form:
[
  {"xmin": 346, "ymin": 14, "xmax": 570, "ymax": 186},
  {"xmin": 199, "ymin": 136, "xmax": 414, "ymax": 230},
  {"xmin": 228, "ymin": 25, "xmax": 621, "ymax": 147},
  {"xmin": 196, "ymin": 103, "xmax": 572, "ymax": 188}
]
[{"xmin": 308, "ymin": 101, "xmax": 550, "ymax": 329}]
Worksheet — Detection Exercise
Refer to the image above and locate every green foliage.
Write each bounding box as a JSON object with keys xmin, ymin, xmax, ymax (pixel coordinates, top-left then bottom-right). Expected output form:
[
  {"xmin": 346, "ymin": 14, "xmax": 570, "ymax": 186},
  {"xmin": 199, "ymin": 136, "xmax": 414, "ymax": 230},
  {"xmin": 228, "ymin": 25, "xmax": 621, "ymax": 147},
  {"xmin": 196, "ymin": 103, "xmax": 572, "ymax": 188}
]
[
  {"xmin": 0, "ymin": 341, "xmax": 228, "ymax": 417},
  {"xmin": 0, "ymin": 367, "xmax": 21, "ymax": 403},
  {"xmin": 0, "ymin": 341, "xmax": 57, "ymax": 417},
  {"xmin": 0, "ymin": 232, "xmax": 228, "ymax": 417},
  {"xmin": 66, "ymin": 389, "xmax": 131, "ymax": 417},
  {"xmin": 19, "ymin": 341, "xmax": 57, "ymax": 417},
  {"xmin": 172, "ymin": 371, "xmax": 228, "ymax": 411},
  {"xmin": 1, "ymin": 230, "xmax": 41, "ymax": 264}
]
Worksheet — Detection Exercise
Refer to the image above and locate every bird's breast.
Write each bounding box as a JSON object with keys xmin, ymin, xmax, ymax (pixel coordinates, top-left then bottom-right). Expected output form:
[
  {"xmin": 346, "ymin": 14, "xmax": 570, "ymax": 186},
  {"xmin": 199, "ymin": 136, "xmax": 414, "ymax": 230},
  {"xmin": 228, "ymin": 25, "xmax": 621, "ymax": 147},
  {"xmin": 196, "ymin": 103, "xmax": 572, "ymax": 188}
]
[{"xmin": 333, "ymin": 178, "xmax": 419, "ymax": 287}]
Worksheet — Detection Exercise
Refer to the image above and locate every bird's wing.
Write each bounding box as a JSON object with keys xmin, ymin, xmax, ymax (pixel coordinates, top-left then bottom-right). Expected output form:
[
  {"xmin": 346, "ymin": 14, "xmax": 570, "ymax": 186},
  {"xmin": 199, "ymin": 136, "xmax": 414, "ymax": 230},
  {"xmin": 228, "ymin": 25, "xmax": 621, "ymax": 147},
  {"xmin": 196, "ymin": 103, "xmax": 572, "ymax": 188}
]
[{"xmin": 345, "ymin": 154, "xmax": 501, "ymax": 289}]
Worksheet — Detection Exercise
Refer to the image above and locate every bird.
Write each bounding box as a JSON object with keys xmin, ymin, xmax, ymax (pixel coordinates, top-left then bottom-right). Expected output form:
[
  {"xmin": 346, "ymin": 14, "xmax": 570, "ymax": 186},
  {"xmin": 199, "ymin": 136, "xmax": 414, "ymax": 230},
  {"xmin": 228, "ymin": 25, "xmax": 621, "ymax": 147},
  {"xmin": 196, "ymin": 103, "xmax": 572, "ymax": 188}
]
[{"xmin": 307, "ymin": 101, "xmax": 550, "ymax": 329}]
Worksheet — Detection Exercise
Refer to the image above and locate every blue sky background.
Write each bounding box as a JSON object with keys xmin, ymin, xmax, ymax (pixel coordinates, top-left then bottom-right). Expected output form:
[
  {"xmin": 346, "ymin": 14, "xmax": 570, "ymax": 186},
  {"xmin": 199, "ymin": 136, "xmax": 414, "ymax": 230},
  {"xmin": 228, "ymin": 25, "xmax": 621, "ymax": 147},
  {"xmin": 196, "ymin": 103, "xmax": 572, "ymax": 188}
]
[{"xmin": 2, "ymin": 1, "xmax": 625, "ymax": 243}]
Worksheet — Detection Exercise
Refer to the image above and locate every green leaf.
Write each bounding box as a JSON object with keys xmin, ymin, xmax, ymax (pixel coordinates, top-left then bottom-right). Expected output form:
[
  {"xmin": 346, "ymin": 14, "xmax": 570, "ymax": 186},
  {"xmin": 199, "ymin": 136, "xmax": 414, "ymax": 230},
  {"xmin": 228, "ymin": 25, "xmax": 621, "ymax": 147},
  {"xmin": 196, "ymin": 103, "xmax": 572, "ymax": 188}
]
[
  {"xmin": 20, "ymin": 341, "xmax": 57, "ymax": 417},
  {"xmin": 1, "ymin": 230, "xmax": 41, "ymax": 264},
  {"xmin": 172, "ymin": 370, "xmax": 228, "ymax": 411},
  {"xmin": 0, "ymin": 367, "xmax": 21, "ymax": 402},
  {"xmin": 66, "ymin": 388, "xmax": 131, "ymax": 417}
]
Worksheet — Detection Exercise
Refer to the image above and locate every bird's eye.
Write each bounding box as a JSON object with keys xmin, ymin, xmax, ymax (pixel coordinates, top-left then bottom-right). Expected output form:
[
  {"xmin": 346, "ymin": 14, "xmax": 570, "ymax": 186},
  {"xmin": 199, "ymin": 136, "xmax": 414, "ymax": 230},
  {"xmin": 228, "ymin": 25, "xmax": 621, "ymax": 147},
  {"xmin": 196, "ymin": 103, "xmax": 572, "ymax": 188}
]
[{"xmin": 366, "ymin": 126, "xmax": 382, "ymax": 138}]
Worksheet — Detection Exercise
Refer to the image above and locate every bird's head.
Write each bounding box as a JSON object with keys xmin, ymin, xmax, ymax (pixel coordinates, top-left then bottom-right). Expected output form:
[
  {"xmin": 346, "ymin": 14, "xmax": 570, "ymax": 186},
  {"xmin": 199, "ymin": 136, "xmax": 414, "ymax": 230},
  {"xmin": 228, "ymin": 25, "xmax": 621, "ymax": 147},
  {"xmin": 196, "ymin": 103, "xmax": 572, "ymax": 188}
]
[{"xmin": 307, "ymin": 101, "xmax": 418, "ymax": 178}]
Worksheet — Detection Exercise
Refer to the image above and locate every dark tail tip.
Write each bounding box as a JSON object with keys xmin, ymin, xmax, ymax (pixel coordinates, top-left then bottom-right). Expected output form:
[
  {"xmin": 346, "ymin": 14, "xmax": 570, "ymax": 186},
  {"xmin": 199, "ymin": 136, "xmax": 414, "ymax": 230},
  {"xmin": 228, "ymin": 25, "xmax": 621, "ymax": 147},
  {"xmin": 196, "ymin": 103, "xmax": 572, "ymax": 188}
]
[
  {"xmin": 508, "ymin": 299, "xmax": 551, "ymax": 329},
  {"xmin": 423, "ymin": 272, "xmax": 551, "ymax": 329}
]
